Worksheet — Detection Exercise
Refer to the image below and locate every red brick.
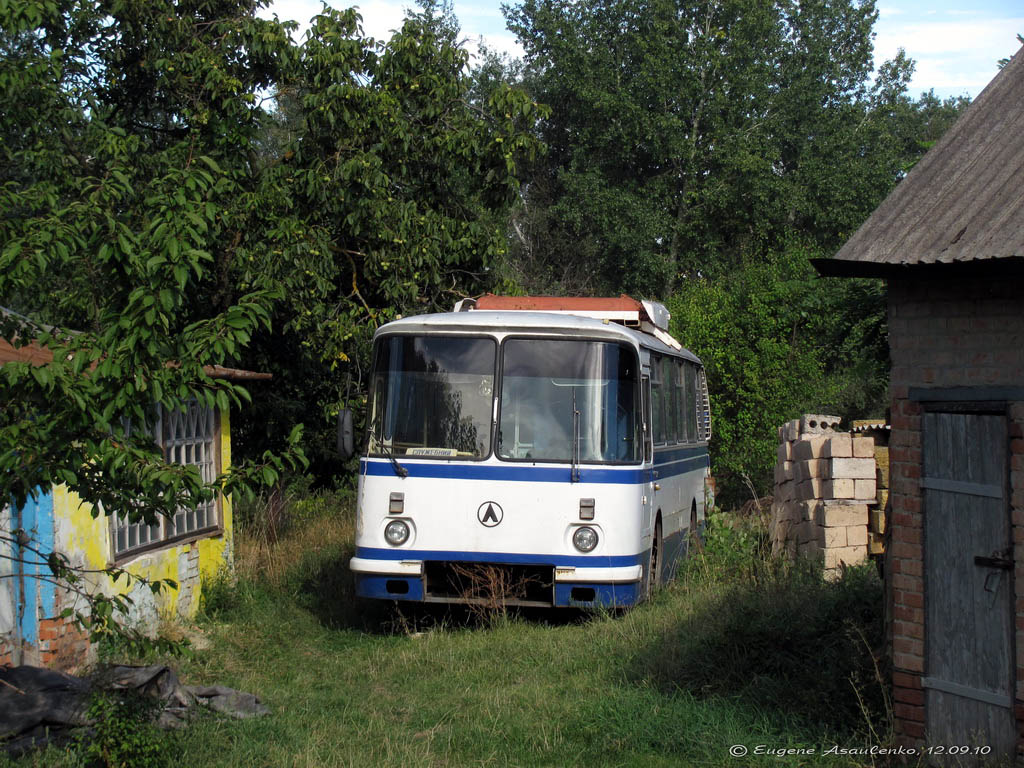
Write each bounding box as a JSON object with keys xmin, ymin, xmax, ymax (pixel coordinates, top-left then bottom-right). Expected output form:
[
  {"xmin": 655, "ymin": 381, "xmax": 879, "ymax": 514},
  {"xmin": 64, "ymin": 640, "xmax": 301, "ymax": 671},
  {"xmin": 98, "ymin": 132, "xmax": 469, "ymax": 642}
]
[
  {"xmin": 894, "ymin": 620, "xmax": 924, "ymax": 640},
  {"xmin": 895, "ymin": 590, "xmax": 924, "ymax": 609},
  {"xmin": 892, "ymin": 574, "xmax": 924, "ymax": 592},
  {"xmin": 901, "ymin": 720, "xmax": 926, "ymax": 739},
  {"xmin": 898, "ymin": 558, "xmax": 923, "ymax": 577},
  {"xmin": 894, "ymin": 637, "xmax": 925, "ymax": 656},
  {"xmin": 893, "ymin": 653, "xmax": 924, "ymax": 672},
  {"xmin": 894, "ymin": 687, "xmax": 925, "ymax": 706},
  {"xmin": 893, "ymin": 527, "xmax": 922, "ymax": 545},
  {"xmin": 892, "ymin": 512, "xmax": 921, "ymax": 529},
  {"xmin": 894, "ymin": 702, "xmax": 925, "ymax": 722},
  {"xmin": 893, "ymin": 671, "xmax": 922, "ymax": 689},
  {"xmin": 893, "ymin": 605, "xmax": 924, "ymax": 624},
  {"xmin": 891, "ymin": 541, "xmax": 922, "ymax": 560}
]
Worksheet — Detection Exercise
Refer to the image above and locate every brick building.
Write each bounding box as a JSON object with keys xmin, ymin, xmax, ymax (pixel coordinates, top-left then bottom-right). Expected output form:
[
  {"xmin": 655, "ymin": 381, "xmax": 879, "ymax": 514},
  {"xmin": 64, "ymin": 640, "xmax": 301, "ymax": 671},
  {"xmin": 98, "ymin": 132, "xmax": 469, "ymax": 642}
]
[{"xmin": 816, "ymin": 47, "xmax": 1024, "ymax": 760}]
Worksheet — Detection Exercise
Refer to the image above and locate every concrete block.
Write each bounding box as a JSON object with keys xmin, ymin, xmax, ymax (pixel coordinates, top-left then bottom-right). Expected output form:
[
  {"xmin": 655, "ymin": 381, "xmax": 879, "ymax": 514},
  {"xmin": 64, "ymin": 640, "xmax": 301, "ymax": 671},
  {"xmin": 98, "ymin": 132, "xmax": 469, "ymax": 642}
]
[
  {"xmin": 830, "ymin": 457, "xmax": 876, "ymax": 480},
  {"xmin": 824, "ymin": 545, "xmax": 867, "ymax": 569},
  {"xmin": 823, "ymin": 435, "xmax": 852, "ymax": 458},
  {"xmin": 854, "ymin": 479, "xmax": 877, "ymax": 499},
  {"xmin": 819, "ymin": 501, "xmax": 869, "ymax": 527},
  {"xmin": 797, "ymin": 478, "xmax": 824, "ymax": 501},
  {"xmin": 798, "ymin": 500, "xmax": 821, "ymax": 523},
  {"xmin": 824, "ymin": 526, "xmax": 847, "ymax": 548},
  {"xmin": 824, "ymin": 478, "xmax": 856, "ymax": 499},
  {"xmin": 876, "ymin": 462, "xmax": 890, "ymax": 489},
  {"xmin": 800, "ymin": 414, "xmax": 842, "ymax": 435},
  {"xmin": 795, "ymin": 459, "xmax": 827, "ymax": 482},
  {"xmin": 775, "ymin": 461, "xmax": 793, "ymax": 483},
  {"xmin": 783, "ymin": 419, "xmax": 800, "ymax": 442},
  {"xmin": 785, "ymin": 539, "xmax": 797, "ymax": 559},
  {"xmin": 794, "ymin": 521, "xmax": 811, "ymax": 543},
  {"xmin": 853, "ymin": 436, "xmax": 875, "ymax": 458},
  {"xmin": 777, "ymin": 441, "xmax": 793, "ymax": 463},
  {"xmin": 798, "ymin": 539, "xmax": 822, "ymax": 559},
  {"xmin": 869, "ymin": 508, "xmax": 886, "ymax": 534},
  {"xmin": 775, "ymin": 480, "xmax": 795, "ymax": 503},
  {"xmin": 876, "ymin": 488, "xmax": 889, "ymax": 509},
  {"xmin": 868, "ymin": 533, "xmax": 885, "ymax": 555},
  {"xmin": 846, "ymin": 525, "xmax": 868, "ymax": 547},
  {"xmin": 793, "ymin": 436, "xmax": 827, "ymax": 461}
]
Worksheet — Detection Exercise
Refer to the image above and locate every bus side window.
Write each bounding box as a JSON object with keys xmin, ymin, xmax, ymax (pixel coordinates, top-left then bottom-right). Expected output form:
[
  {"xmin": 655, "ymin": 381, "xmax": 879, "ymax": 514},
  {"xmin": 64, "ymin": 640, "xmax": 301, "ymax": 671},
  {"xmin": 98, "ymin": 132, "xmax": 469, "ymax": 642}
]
[
  {"xmin": 674, "ymin": 360, "xmax": 686, "ymax": 443},
  {"xmin": 642, "ymin": 375, "xmax": 653, "ymax": 462},
  {"xmin": 667, "ymin": 358, "xmax": 675, "ymax": 442},
  {"xmin": 650, "ymin": 355, "xmax": 664, "ymax": 445}
]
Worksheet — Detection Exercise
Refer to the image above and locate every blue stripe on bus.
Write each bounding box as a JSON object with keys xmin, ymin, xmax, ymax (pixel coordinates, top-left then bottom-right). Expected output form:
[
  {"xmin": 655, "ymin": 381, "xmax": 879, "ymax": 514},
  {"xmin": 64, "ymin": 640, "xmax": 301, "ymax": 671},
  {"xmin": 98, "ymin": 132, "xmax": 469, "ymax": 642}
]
[
  {"xmin": 360, "ymin": 448, "xmax": 708, "ymax": 484},
  {"xmin": 355, "ymin": 546, "xmax": 644, "ymax": 568}
]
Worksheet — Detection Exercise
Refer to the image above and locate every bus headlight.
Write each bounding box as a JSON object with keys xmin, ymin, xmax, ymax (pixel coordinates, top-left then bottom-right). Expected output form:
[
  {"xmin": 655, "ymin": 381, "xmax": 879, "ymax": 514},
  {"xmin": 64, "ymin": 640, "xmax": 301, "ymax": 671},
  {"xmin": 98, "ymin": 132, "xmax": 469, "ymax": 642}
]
[
  {"xmin": 384, "ymin": 520, "xmax": 410, "ymax": 546},
  {"xmin": 572, "ymin": 526, "xmax": 599, "ymax": 553}
]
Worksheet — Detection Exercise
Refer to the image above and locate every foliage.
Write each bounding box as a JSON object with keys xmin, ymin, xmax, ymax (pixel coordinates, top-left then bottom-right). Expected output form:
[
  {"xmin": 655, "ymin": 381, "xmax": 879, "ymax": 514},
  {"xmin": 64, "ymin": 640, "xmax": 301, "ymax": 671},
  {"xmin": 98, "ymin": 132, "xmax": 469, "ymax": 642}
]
[
  {"xmin": 503, "ymin": 0, "xmax": 924, "ymax": 295},
  {"xmin": 233, "ymin": 2, "xmax": 545, "ymax": 477},
  {"xmin": 662, "ymin": 512, "xmax": 888, "ymax": 735},
  {"xmin": 496, "ymin": 0, "xmax": 968, "ymax": 501},
  {"xmin": 71, "ymin": 689, "xmax": 167, "ymax": 768},
  {"xmin": 667, "ymin": 249, "xmax": 859, "ymax": 503},
  {"xmin": 0, "ymin": 0, "xmax": 310, "ymax": 652},
  {"xmin": 1, "ymin": 0, "xmax": 539, "ymax": 647}
]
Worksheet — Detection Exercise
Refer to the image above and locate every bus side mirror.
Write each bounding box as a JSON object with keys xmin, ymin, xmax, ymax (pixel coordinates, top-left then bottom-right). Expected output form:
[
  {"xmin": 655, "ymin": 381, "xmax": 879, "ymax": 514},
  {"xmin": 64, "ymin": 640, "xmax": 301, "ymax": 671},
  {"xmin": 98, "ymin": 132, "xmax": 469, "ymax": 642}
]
[{"xmin": 337, "ymin": 408, "xmax": 354, "ymax": 460}]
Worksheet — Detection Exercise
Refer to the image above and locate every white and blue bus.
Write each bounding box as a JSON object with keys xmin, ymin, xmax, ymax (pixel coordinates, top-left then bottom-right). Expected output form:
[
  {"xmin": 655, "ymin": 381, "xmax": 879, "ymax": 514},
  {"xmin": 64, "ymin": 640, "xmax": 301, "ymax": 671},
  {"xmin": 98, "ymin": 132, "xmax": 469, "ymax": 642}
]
[{"xmin": 349, "ymin": 295, "xmax": 712, "ymax": 608}]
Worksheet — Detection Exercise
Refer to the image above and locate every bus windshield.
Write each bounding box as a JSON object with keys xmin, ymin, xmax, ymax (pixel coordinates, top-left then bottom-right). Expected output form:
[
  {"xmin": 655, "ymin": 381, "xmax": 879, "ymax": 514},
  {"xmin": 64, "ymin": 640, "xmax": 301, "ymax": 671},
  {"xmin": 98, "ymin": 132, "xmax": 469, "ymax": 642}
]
[
  {"xmin": 498, "ymin": 339, "xmax": 640, "ymax": 463},
  {"xmin": 368, "ymin": 336, "xmax": 496, "ymax": 459}
]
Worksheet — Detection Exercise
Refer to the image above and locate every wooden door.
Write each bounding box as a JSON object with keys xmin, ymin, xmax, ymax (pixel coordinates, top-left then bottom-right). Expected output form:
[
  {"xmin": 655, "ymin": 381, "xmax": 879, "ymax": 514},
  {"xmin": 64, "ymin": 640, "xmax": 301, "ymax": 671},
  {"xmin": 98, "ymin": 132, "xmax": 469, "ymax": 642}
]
[{"xmin": 922, "ymin": 409, "xmax": 1016, "ymax": 761}]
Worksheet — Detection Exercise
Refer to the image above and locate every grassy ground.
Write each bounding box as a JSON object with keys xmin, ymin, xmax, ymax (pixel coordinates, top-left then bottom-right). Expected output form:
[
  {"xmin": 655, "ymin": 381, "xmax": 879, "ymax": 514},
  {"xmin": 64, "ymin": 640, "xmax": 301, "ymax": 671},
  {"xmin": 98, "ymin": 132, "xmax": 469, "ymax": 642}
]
[{"xmin": 9, "ymin": 493, "xmax": 892, "ymax": 768}]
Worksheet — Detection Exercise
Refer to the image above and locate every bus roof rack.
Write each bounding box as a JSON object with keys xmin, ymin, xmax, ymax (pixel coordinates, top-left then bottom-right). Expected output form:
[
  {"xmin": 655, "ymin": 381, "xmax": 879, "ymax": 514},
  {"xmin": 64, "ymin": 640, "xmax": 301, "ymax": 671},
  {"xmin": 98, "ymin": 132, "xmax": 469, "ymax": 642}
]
[{"xmin": 453, "ymin": 294, "xmax": 681, "ymax": 350}]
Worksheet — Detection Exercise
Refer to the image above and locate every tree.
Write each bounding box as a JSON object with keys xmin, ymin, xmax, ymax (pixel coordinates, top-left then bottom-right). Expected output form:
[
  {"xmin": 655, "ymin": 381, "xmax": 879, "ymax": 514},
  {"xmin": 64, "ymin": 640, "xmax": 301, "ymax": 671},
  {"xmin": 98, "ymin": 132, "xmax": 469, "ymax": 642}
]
[
  {"xmin": 0, "ymin": 0, "xmax": 540, "ymax": 638},
  {"xmin": 229, "ymin": 4, "xmax": 544, "ymax": 477},
  {"xmin": 503, "ymin": 0, "xmax": 924, "ymax": 295}
]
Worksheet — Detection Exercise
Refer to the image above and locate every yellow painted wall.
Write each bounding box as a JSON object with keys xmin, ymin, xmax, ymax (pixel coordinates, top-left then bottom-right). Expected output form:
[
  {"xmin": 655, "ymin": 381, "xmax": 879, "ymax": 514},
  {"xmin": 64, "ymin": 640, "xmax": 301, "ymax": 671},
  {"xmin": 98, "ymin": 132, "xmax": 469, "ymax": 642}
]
[{"xmin": 51, "ymin": 410, "xmax": 234, "ymax": 629}]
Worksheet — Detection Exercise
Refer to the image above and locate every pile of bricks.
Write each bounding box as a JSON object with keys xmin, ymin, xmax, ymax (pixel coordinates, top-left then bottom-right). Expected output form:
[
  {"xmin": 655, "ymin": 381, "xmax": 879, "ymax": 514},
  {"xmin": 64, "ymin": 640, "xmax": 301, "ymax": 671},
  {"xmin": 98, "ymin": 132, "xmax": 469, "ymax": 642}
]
[{"xmin": 771, "ymin": 414, "xmax": 879, "ymax": 577}]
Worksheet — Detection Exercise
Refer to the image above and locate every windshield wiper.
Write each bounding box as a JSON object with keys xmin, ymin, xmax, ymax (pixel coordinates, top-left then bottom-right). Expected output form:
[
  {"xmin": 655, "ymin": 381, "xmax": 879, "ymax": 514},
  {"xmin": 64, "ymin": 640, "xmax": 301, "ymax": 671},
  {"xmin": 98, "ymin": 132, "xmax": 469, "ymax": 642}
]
[{"xmin": 369, "ymin": 415, "xmax": 408, "ymax": 478}]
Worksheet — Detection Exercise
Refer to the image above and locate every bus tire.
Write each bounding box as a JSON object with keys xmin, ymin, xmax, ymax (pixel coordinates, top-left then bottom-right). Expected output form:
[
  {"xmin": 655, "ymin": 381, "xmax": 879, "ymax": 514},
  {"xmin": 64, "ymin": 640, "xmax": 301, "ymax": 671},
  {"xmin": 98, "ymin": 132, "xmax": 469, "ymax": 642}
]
[
  {"xmin": 689, "ymin": 502, "xmax": 703, "ymax": 554},
  {"xmin": 645, "ymin": 518, "xmax": 663, "ymax": 601}
]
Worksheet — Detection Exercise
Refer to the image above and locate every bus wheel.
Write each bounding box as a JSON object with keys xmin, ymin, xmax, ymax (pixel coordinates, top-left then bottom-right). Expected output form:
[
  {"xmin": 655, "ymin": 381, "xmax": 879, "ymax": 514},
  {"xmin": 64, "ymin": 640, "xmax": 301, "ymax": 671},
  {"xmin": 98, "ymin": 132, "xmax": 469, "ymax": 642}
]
[
  {"xmin": 689, "ymin": 502, "xmax": 704, "ymax": 554},
  {"xmin": 645, "ymin": 519, "xmax": 663, "ymax": 601}
]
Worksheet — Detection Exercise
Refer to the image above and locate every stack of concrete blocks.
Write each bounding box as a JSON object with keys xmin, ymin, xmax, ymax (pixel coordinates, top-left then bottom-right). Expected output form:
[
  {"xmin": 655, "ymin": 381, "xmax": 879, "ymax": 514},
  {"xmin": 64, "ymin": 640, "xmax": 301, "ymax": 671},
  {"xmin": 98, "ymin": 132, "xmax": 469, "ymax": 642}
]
[
  {"xmin": 853, "ymin": 420, "xmax": 891, "ymax": 557},
  {"xmin": 771, "ymin": 414, "xmax": 878, "ymax": 578}
]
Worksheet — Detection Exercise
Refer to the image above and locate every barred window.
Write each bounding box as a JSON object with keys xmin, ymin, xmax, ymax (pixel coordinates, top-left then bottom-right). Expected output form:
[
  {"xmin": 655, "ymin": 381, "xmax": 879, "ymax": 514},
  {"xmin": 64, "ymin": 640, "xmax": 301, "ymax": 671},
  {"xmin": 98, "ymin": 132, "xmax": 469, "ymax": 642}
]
[{"xmin": 112, "ymin": 401, "xmax": 220, "ymax": 559}]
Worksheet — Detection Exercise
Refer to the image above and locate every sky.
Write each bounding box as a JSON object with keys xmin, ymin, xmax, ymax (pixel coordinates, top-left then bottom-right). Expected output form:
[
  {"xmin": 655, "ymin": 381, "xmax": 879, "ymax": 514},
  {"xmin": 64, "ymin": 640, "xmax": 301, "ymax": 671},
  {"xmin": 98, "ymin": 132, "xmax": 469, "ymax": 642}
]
[{"xmin": 261, "ymin": 0, "xmax": 1024, "ymax": 100}]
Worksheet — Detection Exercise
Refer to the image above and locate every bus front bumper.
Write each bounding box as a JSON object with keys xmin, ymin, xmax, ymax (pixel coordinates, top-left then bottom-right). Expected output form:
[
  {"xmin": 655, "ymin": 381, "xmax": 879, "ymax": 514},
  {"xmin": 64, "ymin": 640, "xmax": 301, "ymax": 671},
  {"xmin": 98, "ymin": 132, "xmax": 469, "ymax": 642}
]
[{"xmin": 350, "ymin": 557, "xmax": 643, "ymax": 607}]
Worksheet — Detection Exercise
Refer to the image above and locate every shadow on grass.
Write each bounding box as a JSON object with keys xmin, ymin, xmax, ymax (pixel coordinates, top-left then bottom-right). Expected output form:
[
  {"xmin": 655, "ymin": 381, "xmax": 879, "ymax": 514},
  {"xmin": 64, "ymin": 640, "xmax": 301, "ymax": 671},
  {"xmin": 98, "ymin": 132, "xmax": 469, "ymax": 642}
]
[{"xmin": 628, "ymin": 558, "xmax": 889, "ymax": 739}]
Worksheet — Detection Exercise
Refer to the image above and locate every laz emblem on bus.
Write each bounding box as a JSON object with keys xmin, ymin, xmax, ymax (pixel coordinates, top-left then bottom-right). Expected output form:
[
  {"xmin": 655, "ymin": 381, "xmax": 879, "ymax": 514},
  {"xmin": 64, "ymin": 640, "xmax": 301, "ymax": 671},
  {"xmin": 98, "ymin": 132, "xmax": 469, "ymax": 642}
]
[{"xmin": 477, "ymin": 501, "xmax": 504, "ymax": 527}]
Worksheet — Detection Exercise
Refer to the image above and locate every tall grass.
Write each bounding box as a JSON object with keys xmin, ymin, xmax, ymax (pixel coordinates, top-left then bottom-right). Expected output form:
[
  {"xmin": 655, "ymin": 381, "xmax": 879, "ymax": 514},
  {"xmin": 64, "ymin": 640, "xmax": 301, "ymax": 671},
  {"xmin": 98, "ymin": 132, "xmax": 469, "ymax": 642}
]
[{"xmin": 6, "ymin": 493, "xmax": 891, "ymax": 767}]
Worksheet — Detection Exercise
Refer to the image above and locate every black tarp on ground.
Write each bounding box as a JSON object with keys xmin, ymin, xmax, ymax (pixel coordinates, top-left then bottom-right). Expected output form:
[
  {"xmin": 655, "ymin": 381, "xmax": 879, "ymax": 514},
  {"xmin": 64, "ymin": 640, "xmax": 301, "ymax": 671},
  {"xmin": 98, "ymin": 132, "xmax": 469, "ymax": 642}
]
[{"xmin": 0, "ymin": 664, "xmax": 269, "ymax": 755}]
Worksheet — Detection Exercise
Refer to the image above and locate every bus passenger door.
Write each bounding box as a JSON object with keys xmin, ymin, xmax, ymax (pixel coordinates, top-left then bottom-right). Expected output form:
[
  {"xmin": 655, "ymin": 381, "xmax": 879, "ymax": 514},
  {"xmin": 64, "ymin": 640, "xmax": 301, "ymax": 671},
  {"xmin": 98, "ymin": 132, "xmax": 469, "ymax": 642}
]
[{"xmin": 641, "ymin": 375, "xmax": 655, "ymax": 543}]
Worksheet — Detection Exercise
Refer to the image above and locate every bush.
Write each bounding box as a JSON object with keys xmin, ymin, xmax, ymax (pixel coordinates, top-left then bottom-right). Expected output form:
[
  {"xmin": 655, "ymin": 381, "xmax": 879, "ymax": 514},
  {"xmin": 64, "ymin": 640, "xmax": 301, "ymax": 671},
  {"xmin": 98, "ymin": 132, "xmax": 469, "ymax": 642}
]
[
  {"xmin": 647, "ymin": 512, "xmax": 888, "ymax": 736},
  {"xmin": 71, "ymin": 690, "xmax": 168, "ymax": 768}
]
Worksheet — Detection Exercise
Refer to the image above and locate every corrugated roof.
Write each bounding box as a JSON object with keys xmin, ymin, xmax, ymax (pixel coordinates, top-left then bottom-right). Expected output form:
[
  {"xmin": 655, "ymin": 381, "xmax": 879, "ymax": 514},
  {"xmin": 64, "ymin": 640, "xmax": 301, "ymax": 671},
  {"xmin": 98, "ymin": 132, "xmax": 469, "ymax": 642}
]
[{"xmin": 820, "ymin": 45, "xmax": 1024, "ymax": 273}]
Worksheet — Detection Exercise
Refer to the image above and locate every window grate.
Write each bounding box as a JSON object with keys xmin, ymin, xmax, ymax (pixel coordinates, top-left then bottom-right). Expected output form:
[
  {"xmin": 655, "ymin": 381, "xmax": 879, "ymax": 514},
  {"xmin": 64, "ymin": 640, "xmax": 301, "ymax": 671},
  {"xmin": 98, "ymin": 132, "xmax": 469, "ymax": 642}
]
[{"xmin": 112, "ymin": 401, "xmax": 219, "ymax": 558}]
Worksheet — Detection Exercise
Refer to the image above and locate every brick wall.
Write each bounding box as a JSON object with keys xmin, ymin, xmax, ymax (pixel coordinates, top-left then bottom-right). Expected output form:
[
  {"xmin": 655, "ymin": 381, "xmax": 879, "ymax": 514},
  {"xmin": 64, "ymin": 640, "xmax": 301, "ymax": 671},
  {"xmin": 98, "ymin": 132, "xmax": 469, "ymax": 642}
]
[{"xmin": 887, "ymin": 277, "xmax": 1024, "ymax": 748}]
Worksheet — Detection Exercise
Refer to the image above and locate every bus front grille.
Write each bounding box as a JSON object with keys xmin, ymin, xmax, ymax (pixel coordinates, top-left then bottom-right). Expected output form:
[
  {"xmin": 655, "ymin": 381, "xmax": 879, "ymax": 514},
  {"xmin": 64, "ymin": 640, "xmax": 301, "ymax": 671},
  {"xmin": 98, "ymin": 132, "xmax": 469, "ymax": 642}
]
[{"xmin": 423, "ymin": 561, "xmax": 554, "ymax": 606}]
